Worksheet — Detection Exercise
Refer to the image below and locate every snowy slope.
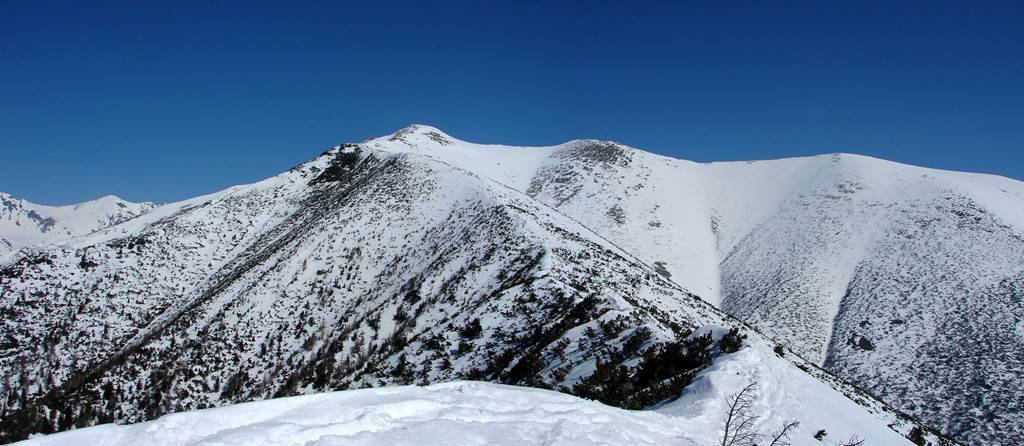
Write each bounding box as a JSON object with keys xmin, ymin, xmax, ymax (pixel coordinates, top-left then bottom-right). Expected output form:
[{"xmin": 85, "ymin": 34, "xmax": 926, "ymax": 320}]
[
  {"xmin": 17, "ymin": 345, "xmax": 919, "ymax": 446},
  {"xmin": 365, "ymin": 126, "xmax": 1024, "ymax": 445},
  {"xmin": 0, "ymin": 193, "xmax": 155, "ymax": 260}
]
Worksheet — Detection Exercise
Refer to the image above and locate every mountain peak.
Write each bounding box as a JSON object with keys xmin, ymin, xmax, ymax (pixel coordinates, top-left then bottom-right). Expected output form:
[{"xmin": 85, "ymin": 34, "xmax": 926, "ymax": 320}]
[
  {"xmin": 398, "ymin": 123, "xmax": 447, "ymax": 134},
  {"xmin": 89, "ymin": 194, "xmax": 126, "ymax": 204},
  {"xmin": 384, "ymin": 124, "xmax": 457, "ymax": 146}
]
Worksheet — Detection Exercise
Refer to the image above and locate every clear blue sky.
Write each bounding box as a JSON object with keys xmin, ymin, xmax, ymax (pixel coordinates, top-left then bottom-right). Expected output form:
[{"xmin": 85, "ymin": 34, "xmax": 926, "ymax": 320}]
[{"xmin": 2, "ymin": 1, "xmax": 1022, "ymax": 204}]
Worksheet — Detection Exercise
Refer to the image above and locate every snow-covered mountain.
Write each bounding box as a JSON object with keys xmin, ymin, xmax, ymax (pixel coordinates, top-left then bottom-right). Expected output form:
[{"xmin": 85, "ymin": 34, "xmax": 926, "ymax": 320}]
[
  {"xmin": 0, "ymin": 139, "xmax": 754, "ymax": 442},
  {"xmin": 1, "ymin": 125, "xmax": 1016, "ymax": 445},
  {"xmin": 0, "ymin": 193, "xmax": 155, "ymax": 260},
  {"xmin": 363, "ymin": 126, "xmax": 1024, "ymax": 445}
]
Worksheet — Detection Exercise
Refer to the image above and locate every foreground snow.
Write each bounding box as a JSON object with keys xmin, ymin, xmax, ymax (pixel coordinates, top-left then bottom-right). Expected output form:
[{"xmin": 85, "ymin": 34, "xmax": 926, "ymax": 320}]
[
  {"xmin": 18, "ymin": 345, "xmax": 915, "ymax": 446},
  {"xmin": 20, "ymin": 382, "xmax": 687, "ymax": 446}
]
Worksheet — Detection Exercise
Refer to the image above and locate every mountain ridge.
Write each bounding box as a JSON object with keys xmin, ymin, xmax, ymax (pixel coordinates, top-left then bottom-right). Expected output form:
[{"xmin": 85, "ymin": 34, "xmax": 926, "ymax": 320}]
[
  {"xmin": 352, "ymin": 125, "xmax": 1024, "ymax": 445},
  {"xmin": 2, "ymin": 126, "xmax": 1019, "ymax": 444}
]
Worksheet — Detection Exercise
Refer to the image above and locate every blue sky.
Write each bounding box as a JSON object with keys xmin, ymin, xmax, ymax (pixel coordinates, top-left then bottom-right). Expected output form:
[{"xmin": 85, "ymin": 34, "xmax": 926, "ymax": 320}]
[{"xmin": 2, "ymin": 1, "xmax": 1022, "ymax": 204}]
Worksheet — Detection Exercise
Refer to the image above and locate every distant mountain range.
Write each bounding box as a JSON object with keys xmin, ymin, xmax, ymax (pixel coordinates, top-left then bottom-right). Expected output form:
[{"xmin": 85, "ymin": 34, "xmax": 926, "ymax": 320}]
[
  {"xmin": 3, "ymin": 125, "xmax": 1021, "ymax": 445},
  {"xmin": 0, "ymin": 193, "xmax": 153, "ymax": 260}
]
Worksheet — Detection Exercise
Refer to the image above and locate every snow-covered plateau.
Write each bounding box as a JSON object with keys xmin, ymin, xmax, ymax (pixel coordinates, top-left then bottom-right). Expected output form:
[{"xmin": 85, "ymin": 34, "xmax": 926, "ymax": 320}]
[{"xmin": 2, "ymin": 125, "xmax": 1020, "ymax": 445}]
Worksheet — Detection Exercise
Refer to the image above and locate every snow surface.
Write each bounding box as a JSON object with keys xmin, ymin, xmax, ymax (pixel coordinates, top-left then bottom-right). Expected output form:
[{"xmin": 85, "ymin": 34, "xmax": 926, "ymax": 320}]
[{"xmin": 16, "ymin": 345, "xmax": 914, "ymax": 446}]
